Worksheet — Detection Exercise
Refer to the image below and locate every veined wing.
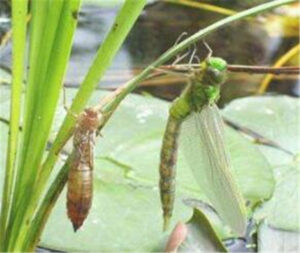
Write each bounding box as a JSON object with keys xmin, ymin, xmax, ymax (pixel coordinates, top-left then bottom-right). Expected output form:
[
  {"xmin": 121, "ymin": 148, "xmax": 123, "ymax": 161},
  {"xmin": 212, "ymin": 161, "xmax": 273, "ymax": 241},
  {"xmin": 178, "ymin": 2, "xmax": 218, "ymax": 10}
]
[{"xmin": 181, "ymin": 104, "xmax": 247, "ymax": 235}]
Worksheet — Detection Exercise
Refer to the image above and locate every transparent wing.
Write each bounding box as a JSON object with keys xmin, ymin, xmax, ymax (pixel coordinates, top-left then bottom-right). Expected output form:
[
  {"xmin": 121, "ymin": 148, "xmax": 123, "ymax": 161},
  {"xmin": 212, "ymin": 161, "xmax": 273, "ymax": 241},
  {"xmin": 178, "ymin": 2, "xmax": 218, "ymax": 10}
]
[{"xmin": 181, "ymin": 104, "xmax": 247, "ymax": 235}]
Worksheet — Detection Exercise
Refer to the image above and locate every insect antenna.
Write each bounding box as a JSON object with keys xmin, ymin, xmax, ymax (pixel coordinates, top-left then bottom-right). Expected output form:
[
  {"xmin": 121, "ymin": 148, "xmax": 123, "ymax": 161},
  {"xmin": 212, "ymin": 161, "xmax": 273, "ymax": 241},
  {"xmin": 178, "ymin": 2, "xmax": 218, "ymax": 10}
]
[{"xmin": 62, "ymin": 86, "xmax": 78, "ymax": 119}]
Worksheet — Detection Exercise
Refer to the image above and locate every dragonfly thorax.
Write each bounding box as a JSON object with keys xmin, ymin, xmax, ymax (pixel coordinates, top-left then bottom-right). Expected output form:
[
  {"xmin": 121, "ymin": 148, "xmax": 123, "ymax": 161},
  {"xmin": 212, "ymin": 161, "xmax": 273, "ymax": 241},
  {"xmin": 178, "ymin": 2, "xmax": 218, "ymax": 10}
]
[
  {"xmin": 190, "ymin": 82, "xmax": 220, "ymax": 111},
  {"xmin": 189, "ymin": 57, "xmax": 226, "ymax": 111}
]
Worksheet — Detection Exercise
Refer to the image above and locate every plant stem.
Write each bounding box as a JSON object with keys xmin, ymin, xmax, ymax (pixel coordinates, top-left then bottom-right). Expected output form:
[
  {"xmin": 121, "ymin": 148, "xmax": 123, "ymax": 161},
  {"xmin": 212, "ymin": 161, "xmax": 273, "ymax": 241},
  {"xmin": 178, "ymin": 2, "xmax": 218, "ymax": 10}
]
[
  {"xmin": 257, "ymin": 43, "xmax": 300, "ymax": 94},
  {"xmin": 164, "ymin": 0, "xmax": 237, "ymax": 16},
  {"xmin": 0, "ymin": 0, "xmax": 28, "ymax": 249},
  {"xmin": 227, "ymin": 65, "xmax": 300, "ymax": 74}
]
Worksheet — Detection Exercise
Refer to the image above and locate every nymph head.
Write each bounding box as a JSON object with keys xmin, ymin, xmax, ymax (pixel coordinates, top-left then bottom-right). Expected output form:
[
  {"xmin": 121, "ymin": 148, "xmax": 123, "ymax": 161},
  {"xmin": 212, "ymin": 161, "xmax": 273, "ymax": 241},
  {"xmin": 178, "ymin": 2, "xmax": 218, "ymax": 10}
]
[{"xmin": 78, "ymin": 108, "xmax": 100, "ymax": 131}]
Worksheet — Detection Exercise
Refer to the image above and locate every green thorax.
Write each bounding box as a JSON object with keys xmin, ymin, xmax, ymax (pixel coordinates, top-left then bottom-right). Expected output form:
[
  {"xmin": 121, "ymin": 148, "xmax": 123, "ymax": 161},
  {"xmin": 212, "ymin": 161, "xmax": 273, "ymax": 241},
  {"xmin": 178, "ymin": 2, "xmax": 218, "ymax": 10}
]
[{"xmin": 170, "ymin": 57, "xmax": 227, "ymax": 119}]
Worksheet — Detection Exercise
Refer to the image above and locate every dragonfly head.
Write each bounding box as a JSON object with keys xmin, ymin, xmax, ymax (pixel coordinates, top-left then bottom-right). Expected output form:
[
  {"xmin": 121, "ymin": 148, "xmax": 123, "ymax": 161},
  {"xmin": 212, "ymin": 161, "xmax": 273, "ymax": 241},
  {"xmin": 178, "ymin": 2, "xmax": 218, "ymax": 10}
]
[
  {"xmin": 78, "ymin": 108, "xmax": 101, "ymax": 131},
  {"xmin": 204, "ymin": 57, "xmax": 227, "ymax": 86}
]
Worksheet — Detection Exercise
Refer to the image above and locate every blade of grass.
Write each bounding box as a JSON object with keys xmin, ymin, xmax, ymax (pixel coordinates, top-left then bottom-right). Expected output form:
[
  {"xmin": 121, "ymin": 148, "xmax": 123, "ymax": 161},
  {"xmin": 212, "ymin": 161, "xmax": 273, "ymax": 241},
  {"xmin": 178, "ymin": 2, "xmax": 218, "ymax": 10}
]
[
  {"xmin": 9, "ymin": 0, "xmax": 65, "ymax": 224},
  {"xmin": 19, "ymin": 0, "xmax": 48, "ymax": 153},
  {"xmin": 6, "ymin": 0, "xmax": 49, "ymax": 231},
  {"xmin": 0, "ymin": 0, "xmax": 28, "ymax": 249},
  {"xmin": 6, "ymin": 0, "xmax": 82, "ymax": 250}
]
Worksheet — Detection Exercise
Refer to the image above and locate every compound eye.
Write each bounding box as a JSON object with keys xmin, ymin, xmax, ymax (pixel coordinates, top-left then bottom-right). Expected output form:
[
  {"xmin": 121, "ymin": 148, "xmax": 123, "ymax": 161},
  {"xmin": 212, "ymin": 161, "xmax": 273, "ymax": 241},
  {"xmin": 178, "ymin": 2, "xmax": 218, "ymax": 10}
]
[{"xmin": 206, "ymin": 68, "xmax": 220, "ymax": 83}]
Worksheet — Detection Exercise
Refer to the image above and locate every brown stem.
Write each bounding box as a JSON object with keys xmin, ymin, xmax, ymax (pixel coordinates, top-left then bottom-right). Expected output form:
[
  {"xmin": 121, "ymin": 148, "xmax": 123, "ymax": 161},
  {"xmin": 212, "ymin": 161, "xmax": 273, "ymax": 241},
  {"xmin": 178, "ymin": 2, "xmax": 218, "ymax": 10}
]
[{"xmin": 227, "ymin": 65, "xmax": 300, "ymax": 74}]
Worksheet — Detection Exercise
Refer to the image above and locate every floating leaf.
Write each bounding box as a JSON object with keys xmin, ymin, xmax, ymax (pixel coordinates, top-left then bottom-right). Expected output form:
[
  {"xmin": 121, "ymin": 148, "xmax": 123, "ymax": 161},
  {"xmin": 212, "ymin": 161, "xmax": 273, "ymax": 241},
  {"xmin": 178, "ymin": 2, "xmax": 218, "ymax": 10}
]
[
  {"xmin": 257, "ymin": 222, "xmax": 300, "ymax": 252},
  {"xmin": 223, "ymin": 95, "xmax": 300, "ymax": 231},
  {"xmin": 222, "ymin": 96, "xmax": 300, "ymax": 154},
  {"xmin": 178, "ymin": 208, "xmax": 227, "ymax": 253}
]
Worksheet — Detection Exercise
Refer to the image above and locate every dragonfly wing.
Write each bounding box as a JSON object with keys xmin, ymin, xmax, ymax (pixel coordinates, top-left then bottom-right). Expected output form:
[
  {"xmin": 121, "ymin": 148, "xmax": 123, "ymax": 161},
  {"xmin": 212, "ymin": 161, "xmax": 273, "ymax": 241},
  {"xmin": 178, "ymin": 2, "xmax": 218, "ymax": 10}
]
[{"xmin": 181, "ymin": 104, "xmax": 247, "ymax": 235}]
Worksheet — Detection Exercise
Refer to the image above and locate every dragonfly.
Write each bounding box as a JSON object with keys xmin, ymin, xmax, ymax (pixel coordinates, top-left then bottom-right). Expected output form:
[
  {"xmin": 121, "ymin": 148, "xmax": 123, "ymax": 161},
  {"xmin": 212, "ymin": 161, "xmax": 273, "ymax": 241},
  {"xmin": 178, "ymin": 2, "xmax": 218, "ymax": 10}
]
[{"xmin": 159, "ymin": 56, "xmax": 248, "ymax": 235}]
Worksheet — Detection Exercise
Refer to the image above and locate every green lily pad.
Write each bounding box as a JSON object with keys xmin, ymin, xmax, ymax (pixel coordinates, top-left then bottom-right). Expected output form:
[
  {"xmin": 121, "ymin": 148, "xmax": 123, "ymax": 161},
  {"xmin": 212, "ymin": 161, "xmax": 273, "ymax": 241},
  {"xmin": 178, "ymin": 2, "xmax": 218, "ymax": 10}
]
[
  {"xmin": 257, "ymin": 222, "xmax": 300, "ymax": 252},
  {"xmin": 222, "ymin": 95, "xmax": 300, "ymax": 154},
  {"xmin": 0, "ymin": 89, "xmax": 274, "ymax": 251},
  {"xmin": 254, "ymin": 160, "xmax": 300, "ymax": 231},
  {"xmin": 178, "ymin": 208, "xmax": 227, "ymax": 252},
  {"xmin": 223, "ymin": 95, "xmax": 300, "ymax": 232}
]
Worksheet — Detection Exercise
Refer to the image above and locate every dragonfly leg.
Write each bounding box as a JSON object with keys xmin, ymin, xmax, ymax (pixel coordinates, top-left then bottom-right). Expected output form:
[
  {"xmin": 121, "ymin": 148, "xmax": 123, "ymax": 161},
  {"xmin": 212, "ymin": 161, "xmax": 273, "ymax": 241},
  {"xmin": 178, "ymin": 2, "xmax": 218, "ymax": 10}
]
[
  {"xmin": 188, "ymin": 44, "xmax": 201, "ymax": 66},
  {"xmin": 173, "ymin": 32, "xmax": 188, "ymax": 47},
  {"xmin": 203, "ymin": 40, "xmax": 213, "ymax": 59},
  {"xmin": 63, "ymin": 86, "xmax": 78, "ymax": 119}
]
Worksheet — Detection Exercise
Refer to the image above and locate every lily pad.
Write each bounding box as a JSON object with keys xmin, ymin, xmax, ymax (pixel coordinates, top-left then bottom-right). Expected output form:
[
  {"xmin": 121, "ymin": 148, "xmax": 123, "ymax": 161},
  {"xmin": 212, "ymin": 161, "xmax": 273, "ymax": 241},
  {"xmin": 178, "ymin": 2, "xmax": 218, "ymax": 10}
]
[
  {"xmin": 254, "ymin": 160, "xmax": 300, "ymax": 231},
  {"xmin": 178, "ymin": 208, "xmax": 227, "ymax": 252},
  {"xmin": 223, "ymin": 95, "xmax": 300, "ymax": 232},
  {"xmin": 257, "ymin": 222, "xmax": 300, "ymax": 252},
  {"xmin": 0, "ymin": 89, "xmax": 274, "ymax": 251},
  {"xmin": 222, "ymin": 95, "xmax": 300, "ymax": 154}
]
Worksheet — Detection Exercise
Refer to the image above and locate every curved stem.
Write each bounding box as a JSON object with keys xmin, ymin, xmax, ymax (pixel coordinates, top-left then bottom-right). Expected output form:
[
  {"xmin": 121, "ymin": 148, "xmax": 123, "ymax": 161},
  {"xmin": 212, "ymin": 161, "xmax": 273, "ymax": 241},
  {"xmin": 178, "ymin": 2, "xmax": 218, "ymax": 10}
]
[
  {"xmin": 257, "ymin": 43, "xmax": 300, "ymax": 94},
  {"xmin": 164, "ymin": 0, "xmax": 237, "ymax": 16}
]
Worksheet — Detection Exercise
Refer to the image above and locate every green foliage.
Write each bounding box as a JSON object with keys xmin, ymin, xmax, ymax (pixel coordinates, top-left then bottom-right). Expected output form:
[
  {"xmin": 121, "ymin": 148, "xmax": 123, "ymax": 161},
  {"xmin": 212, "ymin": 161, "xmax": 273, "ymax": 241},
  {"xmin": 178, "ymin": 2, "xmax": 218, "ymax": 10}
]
[
  {"xmin": 7, "ymin": 1, "xmax": 82, "ymax": 250},
  {"xmin": 0, "ymin": 0, "xmax": 28, "ymax": 247}
]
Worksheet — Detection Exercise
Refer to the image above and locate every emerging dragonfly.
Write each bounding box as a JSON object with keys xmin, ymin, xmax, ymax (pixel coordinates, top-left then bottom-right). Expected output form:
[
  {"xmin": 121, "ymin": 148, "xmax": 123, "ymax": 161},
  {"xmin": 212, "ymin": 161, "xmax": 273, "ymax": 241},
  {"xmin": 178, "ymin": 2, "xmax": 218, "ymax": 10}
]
[{"xmin": 159, "ymin": 56, "xmax": 247, "ymax": 235}]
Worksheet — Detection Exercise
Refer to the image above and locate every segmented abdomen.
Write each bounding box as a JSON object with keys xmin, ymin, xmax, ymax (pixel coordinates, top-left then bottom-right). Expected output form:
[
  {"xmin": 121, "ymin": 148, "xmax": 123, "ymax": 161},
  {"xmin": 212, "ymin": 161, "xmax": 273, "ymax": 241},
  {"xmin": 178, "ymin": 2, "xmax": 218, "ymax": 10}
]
[
  {"xmin": 67, "ymin": 108, "xmax": 99, "ymax": 232},
  {"xmin": 159, "ymin": 114, "xmax": 182, "ymax": 231},
  {"xmin": 67, "ymin": 161, "xmax": 93, "ymax": 231}
]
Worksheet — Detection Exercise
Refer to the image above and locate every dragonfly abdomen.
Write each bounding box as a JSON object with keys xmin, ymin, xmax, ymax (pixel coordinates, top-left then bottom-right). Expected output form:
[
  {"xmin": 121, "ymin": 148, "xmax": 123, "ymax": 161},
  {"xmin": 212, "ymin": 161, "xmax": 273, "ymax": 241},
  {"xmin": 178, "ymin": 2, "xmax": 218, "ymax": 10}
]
[
  {"xmin": 67, "ymin": 163, "xmax": 93, "ymax": 232},
  {"xmin": 159, "ymin": 115, "xmax": 182, "ymax": 231}
]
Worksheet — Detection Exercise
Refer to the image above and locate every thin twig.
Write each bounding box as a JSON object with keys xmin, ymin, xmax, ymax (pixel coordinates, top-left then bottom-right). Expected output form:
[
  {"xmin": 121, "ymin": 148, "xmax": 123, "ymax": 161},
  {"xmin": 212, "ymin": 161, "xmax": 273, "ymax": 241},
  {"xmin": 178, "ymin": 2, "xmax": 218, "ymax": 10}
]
[
  {"xmin": 227, "ymin": 65, "xmax": 300, "ymax": 74},
  {"xmin": 159, "ymin": 64, "xmax": 300, "ymax": 75}
]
